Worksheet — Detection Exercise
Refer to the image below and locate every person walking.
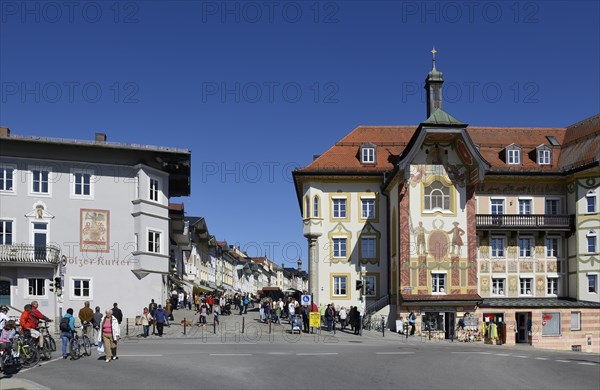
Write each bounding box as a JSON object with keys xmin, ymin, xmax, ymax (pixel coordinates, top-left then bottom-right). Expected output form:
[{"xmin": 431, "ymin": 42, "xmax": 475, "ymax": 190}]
[
  {"xmin": 140, "ymin": 307, "xmax": 153, "ymax": 337},
  {"xmin": 408, "ymin": 312, "xmax": 416, "ymax": 336},
  {"xmin": 60, "ymin": 308, "xmax": 75, "ymax": 359},
  {"xmin": 352, "ymin": 307, "xmax": 361, "ymax": 335},
  {"xmin": 98, "ymin": 309, "xmax": 120, "ymax": 362},
  {"xmin": 154, "ymin": 305, "xmax": 168, "ymax": 336},
  {"xmin": 301, "ymin": 305, "xmax": 309, "ymax": 333},
  {"xmin": 92, "ymin": 306, "xmax": 103, "ymax": 345}
]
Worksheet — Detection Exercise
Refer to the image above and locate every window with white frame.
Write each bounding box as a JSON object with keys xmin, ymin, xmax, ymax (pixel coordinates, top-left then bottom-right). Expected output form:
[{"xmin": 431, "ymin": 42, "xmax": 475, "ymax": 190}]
[
  {"xmin": 507, "ymin": 146, "xmax": 521, "ymax": 164},
  {"xmin": 571, "ymin": 312, "xmax": 581, "ymax": 331},
  {"xmin": 518, "ymin": 199, "xmax": 532, "ymax": 215},
  {"xmin": 424, "ymin": 180, "xmax": 451, "ymax": 212},
  {"xmin": 541, "ymin": 312, "xmax": 560, "ymax": 336},
  {"xmin": 364, "ymin": 275, "xmax": 376, "ymax": 296},
  {"xmin": 547, "ymin": 277, "xmax": 559, "ymax": 295},
  {"xmin": 361, "ymin": 147, "xmax": 375, "ymax": 164},
  {"xmin": 431, "ymin": 273, "xmax": 446, "ymax": 294},
  {"xmin": 537, "ymin": 147, "xmax": 551, "ymax": 165},
  {"xmin": 332, "ymin": 198, "xmax": 346, "ymax": 219},
  {"xmin": 313, "ymin": 196, "xmax": 319, "ymax": 218},
  {"xmin": 27, "ymin": 278, "xmax": 46, "ymax": 297},
  {"xmin": 586, "ymin": 191, "xmax": 596, "ymax": 213},
  {"xmin": 491, "ymin": 199, "xmax": 504, "ymax": 215},
  {"xmin": 333, "ymin": 238, "xmax": 347, "ymax": 258},
  {"xmin": 545, "ymin": 199, "xmax": 560, "ymax": 215},
  {"xmin": 588, "ymin": 274, "xmax": 598, "ymax": 294},
  {"xmin": 149, "ymin": 178, "xmax": 160, "ymax": 202},
  {"xmin": 31, "ymin": 168, "xmax": 50, "ymax": 194},
  {"xmin": 491, "ymin": 236, "xmax": 505, "ymax": 258},
  {"xmin": 0, "ymin": 220, "xmax": 13, "ymax": 245},
  {"xmin": 546, "ymin": 237, "xmax": 559, "ymax": 257},
  {"xmin": 492, "ymin": 278, "xmax": 505, "ymax": 296},
  {"xmin": 519, "ymin": 237, "xmax": 533, "ymax": 257},
  {"xmin": 587, "ymin": 231, "xmax": 597, "ymax": 253},
  {"xmin": 148, "ymin": 230, "xmax": 161, "ymax": 253},
  {"xmin": 72, "ymin": 169, "xmax": 93, "ymax": 197},
  {"xmin": 519, "ymin": 277, "xmax": 533, "ymax": 295},
  {"xmin": 361, "ymin": 236, "xmax": 376, "ymax": 258},
  {"xmin": 72, "ymin": 278, "xmax": 91, "ymax": 298},
  {"xmin": 0, "ymin": 165, "xmax": 15, "ymax": 192},
  {"xmin": 304, "ymin": 197, "xmax": 310, "ymax": 218},
  {"xmin": 332, "ymin": 275, "xmax": 347, "ymax": 296},
  {"xmin": 361, "ymin": 198, "xmax": 375, "ymax": 219}
]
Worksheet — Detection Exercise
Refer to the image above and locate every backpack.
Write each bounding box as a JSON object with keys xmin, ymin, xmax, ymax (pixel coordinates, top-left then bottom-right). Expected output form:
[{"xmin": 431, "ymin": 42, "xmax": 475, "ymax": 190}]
[{"xmin": 59, "ymin": 316, "xmax": 70, "ymax": 332}]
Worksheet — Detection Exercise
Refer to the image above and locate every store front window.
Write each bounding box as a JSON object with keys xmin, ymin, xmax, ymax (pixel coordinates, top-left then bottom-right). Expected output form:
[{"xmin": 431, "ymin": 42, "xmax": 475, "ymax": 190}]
[{"xmin": 421, "ymin": 312, "xmax": 444, "ymax": 332}]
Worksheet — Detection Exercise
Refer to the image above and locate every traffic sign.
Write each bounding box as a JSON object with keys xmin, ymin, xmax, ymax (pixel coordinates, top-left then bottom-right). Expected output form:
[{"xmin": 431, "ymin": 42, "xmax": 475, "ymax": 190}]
[{"xmin": 301, "ymin": 295, "xmax": 311, "ymax": 306}]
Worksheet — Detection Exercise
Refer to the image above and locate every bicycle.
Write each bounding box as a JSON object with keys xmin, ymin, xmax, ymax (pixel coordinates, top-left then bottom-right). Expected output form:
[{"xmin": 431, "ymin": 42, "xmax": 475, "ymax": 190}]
[
  {"xmin": 70, "ymin": 326, "xmax": 91, "ymax": 360},
  {"xmin": 39, "ymin": 320, "xmax": 57, "ymax": 352},
  {"xmin": 1, "ymin": 333, "xmax": 40, "ymax": 371}
]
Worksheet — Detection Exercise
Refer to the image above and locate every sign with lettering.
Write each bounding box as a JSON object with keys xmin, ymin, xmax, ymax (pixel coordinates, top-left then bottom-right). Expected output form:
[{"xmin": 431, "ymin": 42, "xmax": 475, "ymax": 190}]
[{"xmin": 309, "ymin": 312, "xmax": 320, "ymax": 328}]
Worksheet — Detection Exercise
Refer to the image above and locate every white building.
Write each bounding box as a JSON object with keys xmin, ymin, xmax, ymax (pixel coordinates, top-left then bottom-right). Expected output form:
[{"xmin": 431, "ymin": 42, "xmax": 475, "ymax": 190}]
[{"xmin": 0, "ymin": 129, "xmax": 190, "ymax": 321}]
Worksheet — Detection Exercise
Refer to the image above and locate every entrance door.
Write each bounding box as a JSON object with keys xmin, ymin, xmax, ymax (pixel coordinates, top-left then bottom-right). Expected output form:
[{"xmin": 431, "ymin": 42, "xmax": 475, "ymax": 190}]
[
  {"xmin": 516, "ymin": 313, "xmax": 529, "ymax": 343},
  {"xmin": 445, "ymin": 312, "xmax": 456, "ymax": 339},
  {"xmin": 0, "ymin": 281, "xmax": 10, "ymax": 306},
  {"xmin": 33, "ymin": 223, "xmax": 47, "ymax": 261}
]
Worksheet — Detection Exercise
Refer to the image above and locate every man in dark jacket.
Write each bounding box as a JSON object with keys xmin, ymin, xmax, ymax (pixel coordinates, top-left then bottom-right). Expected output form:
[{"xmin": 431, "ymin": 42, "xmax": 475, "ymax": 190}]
[
  {"xmin": 153, "ymin": 305, "xmax": 168, "ymax": 337},
  {"xmin": 92, "ymin": 306, "xmax": 103, "ymax": 345},
  {"xmin": 111, "ymin": 303, "xmax": 123, "ymax": 324}
]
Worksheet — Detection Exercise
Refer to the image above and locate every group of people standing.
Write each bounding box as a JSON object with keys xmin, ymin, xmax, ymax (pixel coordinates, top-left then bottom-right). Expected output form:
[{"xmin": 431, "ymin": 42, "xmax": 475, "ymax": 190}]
[{"xmin": 61, "ymin": 301, "xmax": 123, "ymax": 362}]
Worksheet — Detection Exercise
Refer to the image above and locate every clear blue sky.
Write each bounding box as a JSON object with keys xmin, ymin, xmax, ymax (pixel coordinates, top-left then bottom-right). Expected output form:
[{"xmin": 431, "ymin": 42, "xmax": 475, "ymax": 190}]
[{"xmin": 1, "ymin": 1, "xmax": 598, "ymax": 269}]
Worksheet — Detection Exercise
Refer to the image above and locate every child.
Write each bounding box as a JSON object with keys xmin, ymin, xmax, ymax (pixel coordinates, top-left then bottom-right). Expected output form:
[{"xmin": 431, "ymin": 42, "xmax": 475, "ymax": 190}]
[{"xmin": 0, "ymin": 320, "xmax": 17, "ymax": 355}]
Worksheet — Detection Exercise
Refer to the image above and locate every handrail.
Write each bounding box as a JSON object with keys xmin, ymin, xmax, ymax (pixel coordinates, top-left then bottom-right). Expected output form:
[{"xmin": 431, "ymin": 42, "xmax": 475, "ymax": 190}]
[
  {"xmin": 365, "ymin": 294, "xmax": 390, "ymax": 316},
  {"xmin": 475, "ymin": 214, "xmax": 574, "ymax": 229},
  {"xmin": 0, "ymin": 244, "xmax": 61, "ymax": 264}
]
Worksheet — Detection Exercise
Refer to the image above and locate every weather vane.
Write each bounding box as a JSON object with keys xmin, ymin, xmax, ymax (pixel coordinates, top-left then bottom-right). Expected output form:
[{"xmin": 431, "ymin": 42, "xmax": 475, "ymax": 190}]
[{"xmin": 431, "ymin": 47, "xmax": 437, "ymax": 68}]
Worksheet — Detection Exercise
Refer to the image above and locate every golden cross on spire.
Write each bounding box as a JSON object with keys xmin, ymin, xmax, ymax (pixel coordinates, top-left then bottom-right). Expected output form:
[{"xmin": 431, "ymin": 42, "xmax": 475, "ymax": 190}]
[{"xmin": 431, "ymin": 46, "xmax": 437, "ymax": 69}]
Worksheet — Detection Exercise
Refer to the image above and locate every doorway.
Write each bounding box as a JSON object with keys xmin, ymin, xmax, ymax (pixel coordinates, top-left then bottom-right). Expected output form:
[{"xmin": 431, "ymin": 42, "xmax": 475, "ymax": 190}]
[
  {"xmin": 0, "ymin": 280, "xmax": 10, "ymax": 306},
  {"xmin": 516, "ymin": 312, "xmax": 530, "ymax": 344},
  {"xmin": 444, "ymin": 312, "xmax": 456, "ymax": 339},
  {"xmin": 32, "ymin": 223, "xmax": 47, "ymax": 261}
]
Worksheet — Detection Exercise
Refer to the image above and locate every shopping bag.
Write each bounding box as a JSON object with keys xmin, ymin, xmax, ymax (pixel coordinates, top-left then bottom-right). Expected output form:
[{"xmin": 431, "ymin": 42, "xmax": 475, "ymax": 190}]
[{"xmin": 97, "ymin": 341, "xmax": 104, "ymax": 354}]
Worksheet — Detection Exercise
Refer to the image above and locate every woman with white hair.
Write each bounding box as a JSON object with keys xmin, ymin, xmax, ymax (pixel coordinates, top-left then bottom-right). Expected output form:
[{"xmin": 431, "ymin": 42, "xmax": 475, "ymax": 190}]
[{"xmin": 98, "ymin": 309, "xmax": 120, "ymax": 363}]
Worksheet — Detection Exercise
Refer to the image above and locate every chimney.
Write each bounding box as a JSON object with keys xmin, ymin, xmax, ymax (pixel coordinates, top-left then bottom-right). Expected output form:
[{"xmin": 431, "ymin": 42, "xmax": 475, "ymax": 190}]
[
  {"xmin": 95, "ymin": 132, "xmax": 107, "ymax": 144},
  {"xmin": 0, "ymin": 127, "xmax": 10, "ymax": 137}
]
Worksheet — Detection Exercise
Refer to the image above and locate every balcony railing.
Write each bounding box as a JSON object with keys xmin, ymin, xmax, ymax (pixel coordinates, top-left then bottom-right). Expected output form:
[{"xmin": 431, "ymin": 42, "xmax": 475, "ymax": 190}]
[
  {"xmin": 0, "ymin": 244, "xmax": 61, "ymax": 264},
  {"xmin": 476, "ymin": 214, "xmax": 574, "ymax": 230}
]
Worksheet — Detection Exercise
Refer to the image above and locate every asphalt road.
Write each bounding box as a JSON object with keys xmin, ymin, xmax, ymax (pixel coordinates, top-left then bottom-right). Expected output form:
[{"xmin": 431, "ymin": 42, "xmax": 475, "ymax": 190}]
[{"xmin": 3, "ymin": 335, "xmax": 599, "ymax": 390}]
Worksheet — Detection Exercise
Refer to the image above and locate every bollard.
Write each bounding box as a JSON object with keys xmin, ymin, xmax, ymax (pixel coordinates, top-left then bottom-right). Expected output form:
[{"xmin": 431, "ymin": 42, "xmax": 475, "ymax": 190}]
[
  {"xmin": 126, "ymin": 318, "xmax": 129, "ymax": 336},
  {"xmin": 213, "ymin": 318, "xmax": 216, "ymax": 334},
  {"xmin": 382, "ymin": 317, "xmax": 385, "ymax": 337},
  {"xmin": 242, "ymin": 316, "xmax": 245, "ymax": 334},
  {"xmin": 184, "ymin": 317, "xmax": 187, "ymax": 335},
  {"xmin": 269, "ymin": 319, "xmax": 272, "ymax": 334}
]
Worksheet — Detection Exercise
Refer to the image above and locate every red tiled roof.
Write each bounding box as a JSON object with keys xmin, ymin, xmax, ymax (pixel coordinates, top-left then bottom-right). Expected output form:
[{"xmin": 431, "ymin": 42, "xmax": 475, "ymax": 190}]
[
  {"xmin": 297, "ymin": 118, "xmax": 598, "ymax": 175},
  {"xmin": 168, "ymin": 203, "xmax": 184, "ymax": 212}
]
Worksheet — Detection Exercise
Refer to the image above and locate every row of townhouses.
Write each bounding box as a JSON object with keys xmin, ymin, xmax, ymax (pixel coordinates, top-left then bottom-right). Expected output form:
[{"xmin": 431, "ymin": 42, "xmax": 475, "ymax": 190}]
[
  {"xmin": 293, "ymin": 58, "xmax": 600, "ymax": 353},
  {"xmin": 0, "ymin": 129, "xmax": 306, "ymax": 325}
]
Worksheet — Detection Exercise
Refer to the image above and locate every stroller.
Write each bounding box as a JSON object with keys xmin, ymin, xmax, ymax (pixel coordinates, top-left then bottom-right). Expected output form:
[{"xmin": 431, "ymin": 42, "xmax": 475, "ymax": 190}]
[
  {"xmin": 291, "ymin": 314, "xmax": 302, "ymax": 334},
  {"xmin": 222, "ymin": 301, "xmax": 232, "ymax": 316}
]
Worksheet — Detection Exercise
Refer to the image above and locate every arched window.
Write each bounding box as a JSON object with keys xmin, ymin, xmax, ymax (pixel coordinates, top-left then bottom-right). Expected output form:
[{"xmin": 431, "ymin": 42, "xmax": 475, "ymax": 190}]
[
  {"xmin": 424, "ymin": 180, "xmax": 450, "ymax": 212},
  {"xmin": 304, "ymin": 196, "xmax": 310, "ymax": 219},
  {"xmin": 313, "ymin": 196, "xmax": 320, "ymax": 218}
]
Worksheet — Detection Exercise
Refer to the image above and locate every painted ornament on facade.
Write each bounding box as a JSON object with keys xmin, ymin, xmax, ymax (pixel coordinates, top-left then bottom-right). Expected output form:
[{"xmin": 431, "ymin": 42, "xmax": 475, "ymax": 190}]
[
  {"xmin": 427, "ymin": 230, "xmax": 449, "ymax": 262},
  {"xmin": 447, "ymin": 222, "xmax": 465, "ymax": 256},
  {"xmin": 411, "ymin": 221, "xmax": 428, "ymax": 255},
  {"xmin": 80, "ymin": 209, "xmax": 110, "ymax": 252}
]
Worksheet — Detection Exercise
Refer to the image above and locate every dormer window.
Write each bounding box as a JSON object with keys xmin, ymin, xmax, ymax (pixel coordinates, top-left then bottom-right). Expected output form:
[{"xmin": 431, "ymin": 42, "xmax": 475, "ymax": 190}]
[
  {"xmin": 360, "ymin": 142, "xmax": 376, "ymax": 164},
  {"xmin": 536, "ymin": 145, "xmax": 552, "ymax": 165},
  {"xmin": 506, "ymin": 144, "xmax": 521, "ymax": 165}
]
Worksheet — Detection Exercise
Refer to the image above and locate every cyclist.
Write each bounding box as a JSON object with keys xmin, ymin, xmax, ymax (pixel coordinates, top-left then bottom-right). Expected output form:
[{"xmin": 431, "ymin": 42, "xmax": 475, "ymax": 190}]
[
  {"xmin": 60, "ymin": 308, "xmax": 75, "ymax": 359},
  {"xmin": 19, "ymin": 304, "xmax": 44, "ymax": 348}
]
